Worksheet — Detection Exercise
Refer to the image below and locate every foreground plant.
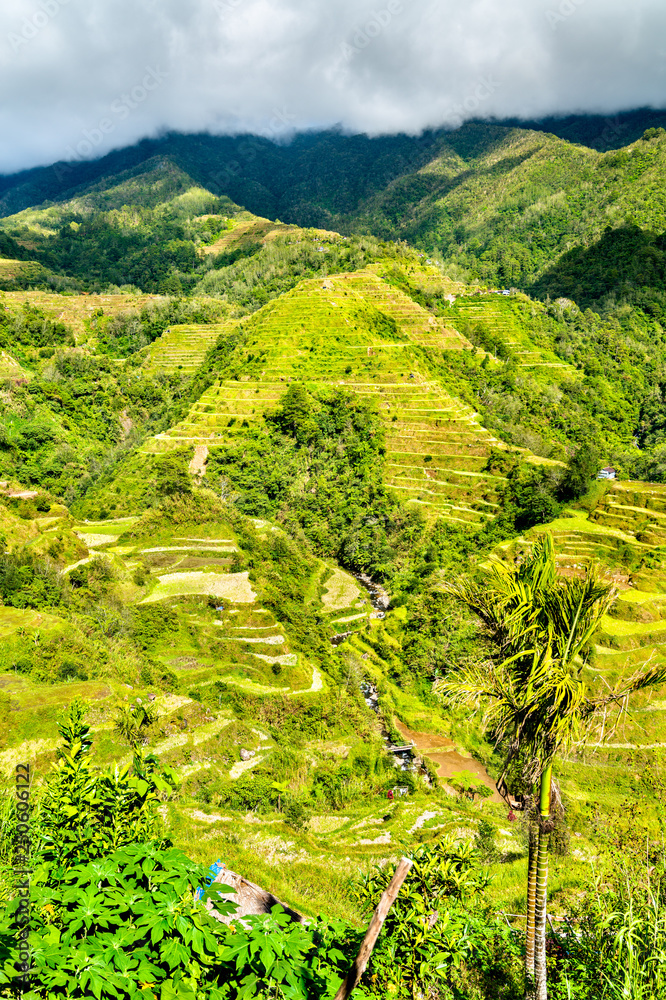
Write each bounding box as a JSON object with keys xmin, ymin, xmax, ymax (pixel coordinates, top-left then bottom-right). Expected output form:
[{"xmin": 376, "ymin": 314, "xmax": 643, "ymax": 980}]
[
  {"xmin": 0, "ymin": 841, "xmax": 356, "ymax": 1000},
  {"xmin": 551, "ymin": 827, "xmax": 666, "ymax": 1000},
  {"xmin": 38, "ymin": 699, "xmax": 177, "ymax": 870},
  {"xmin": 436, "ymin": 535, "xmax": 666, "ymax": 1000},
  {"xmin": 349, "ymin": 838, "xmax": 520, "ymax": 998}
]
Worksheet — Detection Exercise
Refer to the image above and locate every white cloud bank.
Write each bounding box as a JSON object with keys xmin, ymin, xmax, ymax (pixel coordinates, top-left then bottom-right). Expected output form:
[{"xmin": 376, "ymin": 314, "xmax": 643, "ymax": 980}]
[{"xmin": 1, "ymin": 0, "xmax": 665, "ymax": 173}]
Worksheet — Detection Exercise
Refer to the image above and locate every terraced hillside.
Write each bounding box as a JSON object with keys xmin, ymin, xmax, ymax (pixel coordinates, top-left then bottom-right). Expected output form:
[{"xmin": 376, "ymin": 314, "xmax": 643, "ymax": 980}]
[
  {"xmin": 0, "ymin": 504, "xmax": 348, "ymax": 772},
  {"xmin": 446, "ymin": 293, "xmax": 579, "ymax": 376},
  {"xmin": 0, "ymin": 493, "xmax": 549, "ymax": 923},
  {"xmin": 344, "ymin": 268, "xmax": 471, "ymax": 350},
  {"xmin": 201, "ymin": 210, "xmax": 302, "ymax": 255},
  {"xmin": 142, "ymin": 321, "xmax": 232, "ymax": 374},
  {"xmin": 0, "ymin": 258, "xmax": 37, "ymax": 281},
  {"xmin": 143, "ymin": 269, "xmax": 517, "ymax": 523},
  {"xmin": 2, "ymin": 289, "xmax": 158, "ymax": 344}
]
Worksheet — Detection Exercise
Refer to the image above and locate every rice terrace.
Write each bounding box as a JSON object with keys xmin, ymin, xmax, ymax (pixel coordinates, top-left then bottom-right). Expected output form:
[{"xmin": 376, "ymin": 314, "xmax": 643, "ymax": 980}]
[{"xmin": 1, "ymin": 56, "xmax": 666, "ymax": 1000}]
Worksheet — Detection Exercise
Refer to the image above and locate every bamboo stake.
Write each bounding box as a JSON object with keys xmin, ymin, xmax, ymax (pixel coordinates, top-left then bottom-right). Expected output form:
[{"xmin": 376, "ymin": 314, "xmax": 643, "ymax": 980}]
[{"xmin": 333, "ymin": 856, "xmax": 413, "ymax": 1000}]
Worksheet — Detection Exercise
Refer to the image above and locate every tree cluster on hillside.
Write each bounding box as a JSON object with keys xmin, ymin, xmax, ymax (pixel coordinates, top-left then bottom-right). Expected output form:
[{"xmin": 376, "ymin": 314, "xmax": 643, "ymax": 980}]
[
  {"xmin": 91, "ymin": 296, "xmax": 226, "ymax": 357},
  {"xmin": 205, "ymin": 383, "xmax": 424, "ymax": 580},
  {"xmin": 0, "ymin": 349, "xmax": 188, "ymax": 504},
  {"xmin": 0, "ymin": 301, "xmax": 74, "ymax": 354},
  {"xmin": 193, "ymin": 232, "xmax": 397, "ymax": 311}
]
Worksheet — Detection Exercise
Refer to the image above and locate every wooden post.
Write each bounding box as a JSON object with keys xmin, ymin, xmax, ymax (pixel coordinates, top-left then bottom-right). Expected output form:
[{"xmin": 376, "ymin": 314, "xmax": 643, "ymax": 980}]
[{"xmin": 333, "ymin": 857, "xmax": 413, "ymax": 1000}]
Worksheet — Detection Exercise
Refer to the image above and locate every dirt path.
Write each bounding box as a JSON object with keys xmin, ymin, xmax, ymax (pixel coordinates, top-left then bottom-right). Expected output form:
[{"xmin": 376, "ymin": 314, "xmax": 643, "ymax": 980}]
[
  {"xmin": 189, "ymin": 444, "xmax": 209, "ymax": 477},
  {"xmin": 395, "ymin": 721, "xmax": 502, "ymax": 803}
]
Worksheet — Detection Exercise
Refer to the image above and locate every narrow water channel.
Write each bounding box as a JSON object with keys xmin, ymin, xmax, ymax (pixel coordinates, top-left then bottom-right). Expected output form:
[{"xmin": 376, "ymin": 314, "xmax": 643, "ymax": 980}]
[
  {"xmin": 330, "ymin": 570, "xmax": 389, "ymax": 646},
  {"xmin": 332, "ymin": 573, "xmax": 500, "ymax": 801}
]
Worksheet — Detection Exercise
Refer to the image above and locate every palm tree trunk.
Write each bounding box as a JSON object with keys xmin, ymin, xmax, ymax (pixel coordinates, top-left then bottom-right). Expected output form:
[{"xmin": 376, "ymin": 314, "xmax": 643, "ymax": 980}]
[
  {"xmin": 534, "ymin": 763, "xmax": 552, "ymax": 1000},
  {"xmin": 525, "ymin": 820, "xmax": 538, "ymax": 989}
]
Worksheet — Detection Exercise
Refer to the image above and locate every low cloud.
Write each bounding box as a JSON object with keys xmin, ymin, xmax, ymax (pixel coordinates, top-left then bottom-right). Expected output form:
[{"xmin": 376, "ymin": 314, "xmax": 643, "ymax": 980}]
[{"xmin": 1, "ymin": 0, "xmax": 665, "ymax": 174}]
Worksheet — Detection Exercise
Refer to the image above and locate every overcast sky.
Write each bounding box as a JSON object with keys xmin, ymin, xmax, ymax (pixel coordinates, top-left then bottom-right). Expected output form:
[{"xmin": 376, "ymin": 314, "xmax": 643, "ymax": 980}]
[{"xmin": 1, "ymin": 0, "xmax": 665, "ymax": 174}]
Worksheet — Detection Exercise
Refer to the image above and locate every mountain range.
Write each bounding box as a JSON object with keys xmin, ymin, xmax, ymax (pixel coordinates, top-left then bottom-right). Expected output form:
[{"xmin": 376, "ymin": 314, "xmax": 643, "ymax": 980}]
[{"xmin": 1, "ymin": 110, "xmax": 666, "ymax": 999}]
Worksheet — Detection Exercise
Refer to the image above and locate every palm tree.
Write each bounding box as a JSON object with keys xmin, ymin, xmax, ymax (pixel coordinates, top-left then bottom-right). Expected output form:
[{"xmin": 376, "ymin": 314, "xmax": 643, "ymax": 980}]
[{"xmin": 435, "ymin": 536, "xmax": 666, "ymax": 1000}]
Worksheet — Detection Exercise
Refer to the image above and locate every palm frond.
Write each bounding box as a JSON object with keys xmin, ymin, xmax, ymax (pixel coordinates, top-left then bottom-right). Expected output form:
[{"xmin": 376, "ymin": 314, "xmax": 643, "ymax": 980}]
[{"xmin": 438, "ymin": 537, "xmax": 622, "ymax": 771}]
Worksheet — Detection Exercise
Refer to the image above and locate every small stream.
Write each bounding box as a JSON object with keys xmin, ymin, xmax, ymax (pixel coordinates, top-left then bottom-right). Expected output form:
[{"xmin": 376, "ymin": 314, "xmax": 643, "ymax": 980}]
[
  {"xmin": 330, "ymin": 571, "xmax": 389, "ymax": 646},
  {"xmin": 353, "ymin": 571, "xmax": 390, "ymax": 613},
  {"xmin": 362, "ymin": 685, "xmax": 499, "ymax": 795},
  {"xmin": 329, "ymin": 574, "xmax": 418, "ymax": 775},
  {"xmin": 330, "ymin": 573, "xmax": 499, "ymax": 797},
  {"xmin": 360, "ymin": 679, "xmax": 417, "ymax": 775}
]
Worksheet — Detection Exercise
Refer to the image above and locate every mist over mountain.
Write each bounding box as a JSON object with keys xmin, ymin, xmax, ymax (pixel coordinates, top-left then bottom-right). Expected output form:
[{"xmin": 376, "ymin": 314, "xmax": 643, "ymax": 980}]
[
  {"xmin": 2, "ymin": 107, "xmax": 666, "ymax": 223},
  {"xmin": 2, "ymin": 0, "xmax": 666, "ymax": 173}
]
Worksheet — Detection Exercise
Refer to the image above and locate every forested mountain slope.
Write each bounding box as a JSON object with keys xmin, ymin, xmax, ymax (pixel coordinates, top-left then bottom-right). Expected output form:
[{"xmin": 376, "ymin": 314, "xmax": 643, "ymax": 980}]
[
  {"xmin": 3, "ymin": 122, "xmax": 666, "ymax": 300},
  {"xmin": 2, "ymin": 115, "xmax": 666, "ymax": 1000},
  {"xmin": 2, "ymin": 106, "xmax": 666, "ymax": 219}
]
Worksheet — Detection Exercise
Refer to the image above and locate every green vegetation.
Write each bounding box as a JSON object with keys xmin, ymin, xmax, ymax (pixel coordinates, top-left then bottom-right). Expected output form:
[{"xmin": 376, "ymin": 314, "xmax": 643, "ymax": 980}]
[
  {"xmin": 0, "ymin": 548, "xmax": 67, "ymax": 609},
  {"xmin": 0, "ymin": 345, "xmax": 190, "ymax": 504},
  {"xmin": 91, "ymin": 297, "xmax": 226, "ymax": 358},
  {"xmin": 1, "ymin": 117, "xmax": 666, "ymax": 1000},
  {"xmin": 0, "ymin": 301, "xmax": 74, "ymax": 355},
  {"xmin": 438, "ymin": 537, "xmax": 666, "ymax": 998},
  {"xmin": 205, "ymin": 383, "xmax": 421, "ymax": 579}
]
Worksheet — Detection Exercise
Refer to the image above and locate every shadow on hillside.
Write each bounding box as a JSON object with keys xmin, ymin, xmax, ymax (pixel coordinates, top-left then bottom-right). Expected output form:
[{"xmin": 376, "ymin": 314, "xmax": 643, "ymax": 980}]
[{"xmin": 529, "ymin": 225, "xmax": 666, "ymax": 308}]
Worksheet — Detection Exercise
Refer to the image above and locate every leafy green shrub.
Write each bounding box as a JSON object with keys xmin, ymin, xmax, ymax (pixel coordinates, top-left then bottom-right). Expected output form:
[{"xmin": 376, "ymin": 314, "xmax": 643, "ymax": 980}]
[
  {"xmin": 156, "ymin": 454, "xmax": 193, "ymax": 498},
  {"xmin": 0, "ymin": 843, "xmax": 358, "ymax": 1000},
  {"xmin": 131, "ymin": 605, "xmax": 180, "ymax": 649},
  {"xmin": 349, "ymin": 838, "xmax": 520, "ymax": 998},
  {"xmin": 558, "ymin": 444, "xmax": 600, "ymax": 501},
  {"xmin": 284, "ymin": 798, "xmax": 309, "ymax": 830},
  {"xmin": 114, "ymin": 700, "xmax": 159, "ymax": 748},
  {"xmin": 36, "ymin": 700, "xmax": 177, "ymax": 870},
  {"xmin": 474, "ymin": 820, "xmax": 500, "ymax": 863},
  {"xmin": 68, "ymin": 556, "xmax": 114, "ymax": 592},
  {"xmin": 0, "ymin": 548, "xmax": 67, "ymax": 609},
  {"xmin": 217, "ymin": 772, "xmax": 276, "ymax": 813}
]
